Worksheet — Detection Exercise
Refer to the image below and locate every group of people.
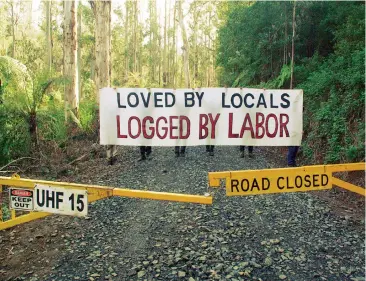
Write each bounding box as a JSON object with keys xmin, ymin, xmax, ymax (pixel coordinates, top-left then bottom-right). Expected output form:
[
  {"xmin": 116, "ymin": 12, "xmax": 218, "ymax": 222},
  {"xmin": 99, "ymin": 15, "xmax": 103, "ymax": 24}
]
[{"xmin": 137, "ymin": 145, "xmax": 299, "ymax": 166}]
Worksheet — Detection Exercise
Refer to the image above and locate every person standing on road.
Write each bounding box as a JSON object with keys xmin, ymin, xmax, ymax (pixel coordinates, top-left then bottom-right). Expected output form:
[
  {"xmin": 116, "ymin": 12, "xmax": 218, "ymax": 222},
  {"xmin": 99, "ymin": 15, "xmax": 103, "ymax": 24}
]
[
  {"xmin": 287, "ymin": 146, "xmax": 299, "ymax": 167},
  {"xmin": 206, "ymin": 145, "xmax": 215, "ymax": 156},
  {"xmin": 240, "ymin": 146, "xmax": 253, "ymax": 158},
  {"xmin": 175, "ymin": 146, "xmax": 186, "ymax": 157},
  {"xmin": 139, "ymin": 146, "xmax": 152, "ymax": 161}
]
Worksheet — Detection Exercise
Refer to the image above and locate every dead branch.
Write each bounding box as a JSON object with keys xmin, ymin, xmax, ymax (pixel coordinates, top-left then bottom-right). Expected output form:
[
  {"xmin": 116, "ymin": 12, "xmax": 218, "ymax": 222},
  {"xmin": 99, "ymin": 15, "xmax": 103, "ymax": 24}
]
[
  {"xmin": 0, "ymin": 157, "xmax": 37, "ymax": 171},
  {"xmin": 67, "ymin": 153, "xmax": 89, "ymax": 166}
]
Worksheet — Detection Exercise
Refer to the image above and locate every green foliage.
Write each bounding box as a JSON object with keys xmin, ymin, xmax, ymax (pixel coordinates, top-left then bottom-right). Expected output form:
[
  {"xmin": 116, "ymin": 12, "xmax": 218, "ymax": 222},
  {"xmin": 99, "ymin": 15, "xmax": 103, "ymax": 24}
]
[
  {"xmin": 81, "ymin": 78, "xmax": 96, "ymax": 100},
  {"xmin": 0, "ymin": 106, "xmax": 31, "ymax": 165},
  {"xmin": 37, "ymin": 94, "xmax": 67, "ymax": 145},
  {"xmin": 217, "ymin": 1, "xmax": 365, "ymax": 164},
  {"xmin": 1, "ymin": 203, "xmax": 10, "ymax": 221},
  {"xmin": 79, "ymin": 99, "xmax": 98, "ymax": 133}
]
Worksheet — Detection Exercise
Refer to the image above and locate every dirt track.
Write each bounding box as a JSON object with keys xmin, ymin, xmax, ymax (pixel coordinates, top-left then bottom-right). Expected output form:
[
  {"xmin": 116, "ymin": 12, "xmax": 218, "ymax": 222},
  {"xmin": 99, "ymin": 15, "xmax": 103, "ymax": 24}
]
[{"xmin": 0, "ymin": 146, "xmax": 365, "ymax": 281}]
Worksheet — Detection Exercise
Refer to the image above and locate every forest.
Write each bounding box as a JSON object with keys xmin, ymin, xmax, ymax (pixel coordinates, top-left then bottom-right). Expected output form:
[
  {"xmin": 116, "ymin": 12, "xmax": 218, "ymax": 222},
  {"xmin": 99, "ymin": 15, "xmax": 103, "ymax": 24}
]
[{"xmin": 0, "ymin": 0, "xmax": 364, "ymax": 168}]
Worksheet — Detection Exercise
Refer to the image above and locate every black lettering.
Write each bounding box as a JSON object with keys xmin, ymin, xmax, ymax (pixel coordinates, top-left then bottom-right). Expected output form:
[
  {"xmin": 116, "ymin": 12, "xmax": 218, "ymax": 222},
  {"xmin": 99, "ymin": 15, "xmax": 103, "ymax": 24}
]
[
  {"xmin": 15, "ymin": 202, "xmax": 20, "ymax": 207},
  {"xmin": 222, "ymin": 92, "xmax": 230, "ymax": 108},
  {"xmin": 184, "ymin": 92, "xmax": 195, "ymax": 107},
  {"xmin": 270, "ymin": 94, "xmax": 279, "ymax": 108},
  {"xmin": 280, "ymin": 93, "xmax": 290, "ymax": 108},
  {"xmin": 321, "ymin": 174, "xmax": 329, "ymax": 186},
  {"xmin": 241, "ymin": 179, "xmax": 250, "ymax": 192},
  {"xmin": 77, "ymin": 195, "xmax": 85, "ymax": 212},
  {"xmin": 140, "ymin": 92, "xmax": 151, "ymax": 107},
  {"xmin": 46, "ymin": 190, "xmax": 55, "ymax": 208},
  {"xmin": 117, "ymin": 92, "xmax": 126, "ymax": 108},
  {"xmin": 231, "ymin": 180, "xmax": 239, "ymax": 192},
  {"xmin": 154, "ymin": 92, "xmax": 163, "ymax": 107},
  {"xmin": 251, "ymin": 178, "xmax": 260, "ymax": 191},
  {"xmin": 313, "ymin": 174, "xmax": 320, "ymax": 187},
  {"xmin": 195, "ymin": 92, "xmax": 204, "ymax": 107},
  {"xmin": 37, "ymin": 189, "xmax": 45, "ymax": 207},
  {"xmin": 277, "ymin": 177, "xmax": 285, "ymax": 189},
  {"xmin": 286, "ymin": 177, "xmax": 294, "ymax": 189},
  {"xmin": 165, "ymin": 92, "xmax": 175, "ymax": 107},
  {"xmin": 262, "ymin": 178, "xmax": 270, "ymax": 190},
  {"xmin": 127, "ymin": 92, "xmax": 139, "ymax": 107},
  {"xmin": 231, "ymin": 93, "xmax": 242, "ymax": 108},
  {"xmin": 257, "ymin": 93, "xmax": 267, "ymax": 108},
  {"xmin": 55, "ymin": 192, "xmax": 63, "ymax": 209},
  {"xmin": 295, "ymin": 176, "xmax": 302, "ymax": 188},
  {"xmin": 243, "ymin": 93, "xmax": 254, "ymax": 108},
  {"xmin": 304, "ymin": 175, "xmax": 311, "ymax": 187},
  {"xmin": 69, "ymin": 194, "xmax": 75, "ymax": 211}
]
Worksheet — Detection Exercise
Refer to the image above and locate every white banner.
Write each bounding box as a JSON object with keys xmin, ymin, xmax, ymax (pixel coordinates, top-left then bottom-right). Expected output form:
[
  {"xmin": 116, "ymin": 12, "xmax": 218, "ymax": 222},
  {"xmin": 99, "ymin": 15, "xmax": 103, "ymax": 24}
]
[{"xmin": 100, "ymin": 88, "xmax": 303, "ymax": 146}]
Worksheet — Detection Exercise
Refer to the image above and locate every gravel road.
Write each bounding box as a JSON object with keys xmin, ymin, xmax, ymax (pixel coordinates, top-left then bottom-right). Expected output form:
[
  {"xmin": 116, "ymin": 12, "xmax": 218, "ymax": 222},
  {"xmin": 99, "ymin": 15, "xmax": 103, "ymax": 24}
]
[{"xmin": 0, "ymin": 146, "xmax": 365, "ymax": 281}]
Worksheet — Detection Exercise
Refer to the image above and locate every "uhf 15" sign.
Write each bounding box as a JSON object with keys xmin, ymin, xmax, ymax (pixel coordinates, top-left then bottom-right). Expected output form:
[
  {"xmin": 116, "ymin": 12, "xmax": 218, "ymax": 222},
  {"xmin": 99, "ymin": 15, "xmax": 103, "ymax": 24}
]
[{"xmin": 9, "ymin": 185, "xmax": 88, "ymax": 217}]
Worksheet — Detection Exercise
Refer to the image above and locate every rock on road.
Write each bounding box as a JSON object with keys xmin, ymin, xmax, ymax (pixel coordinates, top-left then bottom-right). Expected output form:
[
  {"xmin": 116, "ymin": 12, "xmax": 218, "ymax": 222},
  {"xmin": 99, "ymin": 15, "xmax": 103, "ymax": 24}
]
[{"xmin": 0, "ymin": 146, "xmax": 365, "ymax": 281}]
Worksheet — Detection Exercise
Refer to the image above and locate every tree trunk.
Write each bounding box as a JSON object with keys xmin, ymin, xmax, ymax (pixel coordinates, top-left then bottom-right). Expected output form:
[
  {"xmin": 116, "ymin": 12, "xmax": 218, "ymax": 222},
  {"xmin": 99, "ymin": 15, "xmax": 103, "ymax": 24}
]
[
  {"xmin": 178, "ymin": 0, "xmax": 190, "ymax": 88},
  {"xmin": 133, "ymin": 1, "xmax": 137, "ymax": 73},
  {"xmin": 172, "ymin": 2, "xmax": 176, "ymax": 86},
  {"xmin": 124, "ymin": 1, "xmax": 129, "ymax": 83},
  {"xmin": 163, "ymin": 0, "xmax": 167, "ymax": 87},
  {"xmin": 77, "ymin": 4, "xmax": 82, "ymax": 98},
  {"xmin": 193, "ymin": 1, "xmax": 198, "ymax": 86},
  {"xmin": 167, "ymin": 0, "xmax": 171, "ymax": 86},
  {"xmin": 45, "ymin": 0, "xmax": 52, "ymax": 71},
  {"xmin": 290, "ymin": 0, "xmax": 296, "ymax": 89},
  {"xmin": 284, "ymin": 2, "xmax": 288, "ymax": 65},
  {"xmin": 63, "ymin": 0, "xmax": 79, "ymax": 122},
  {"xmin": 149, "ymin": 1, "xmax": 153, "ymax": 82},
  {"xmin": 29, "ymin": 111, "xmax": 39, "ymax": 153},
  {"xmin": 10, "ymin": 2, "xmax": 15, "ymax": 58},
  {"xmin": 92, "ymin": 0, "xmax": 116, "ymax": 163},
  {"xmin": 93, "ymin": 0, "xmax": 111, "ymax": 101}
]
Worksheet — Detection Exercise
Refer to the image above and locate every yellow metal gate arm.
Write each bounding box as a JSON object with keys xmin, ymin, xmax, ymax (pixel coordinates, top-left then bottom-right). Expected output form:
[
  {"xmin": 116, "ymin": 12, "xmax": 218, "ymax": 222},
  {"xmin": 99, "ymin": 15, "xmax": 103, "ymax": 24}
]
[{"xmin": 0, "ymin": 175, "xmax": 212, "ymax": 231}]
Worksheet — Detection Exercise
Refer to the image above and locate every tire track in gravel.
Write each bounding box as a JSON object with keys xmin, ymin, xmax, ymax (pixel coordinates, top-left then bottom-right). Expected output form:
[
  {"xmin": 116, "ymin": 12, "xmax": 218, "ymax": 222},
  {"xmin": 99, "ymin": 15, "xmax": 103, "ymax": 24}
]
[{"xmin": 4, "ymin": 146, "xmax": 365, "ymax": 281}]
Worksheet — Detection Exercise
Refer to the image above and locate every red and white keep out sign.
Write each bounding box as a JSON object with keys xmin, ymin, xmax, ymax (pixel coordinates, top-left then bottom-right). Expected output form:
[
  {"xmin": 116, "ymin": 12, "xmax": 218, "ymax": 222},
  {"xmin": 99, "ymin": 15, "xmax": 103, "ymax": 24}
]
[
  {"xmin": 99, "ymin": 87, "xmax": 303, "ymax": 147},
  {"xmin": 9, "ymin": 188, "xmax": 34, "ymax": 211}
]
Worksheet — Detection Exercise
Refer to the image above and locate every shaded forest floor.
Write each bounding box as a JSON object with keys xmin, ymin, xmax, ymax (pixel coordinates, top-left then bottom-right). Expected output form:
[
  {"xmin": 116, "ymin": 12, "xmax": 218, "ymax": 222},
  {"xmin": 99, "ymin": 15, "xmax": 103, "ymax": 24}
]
[{"xmin": 0, "ymin": 138, "xmax": 365, "ymax": 281}]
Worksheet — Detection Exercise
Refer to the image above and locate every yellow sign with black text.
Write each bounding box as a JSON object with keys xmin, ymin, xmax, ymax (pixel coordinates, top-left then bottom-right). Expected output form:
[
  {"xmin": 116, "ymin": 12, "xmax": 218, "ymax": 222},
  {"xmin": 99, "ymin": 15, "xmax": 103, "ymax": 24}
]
[{"xmin": 226, "ymin": 166, "xmax": 332, "ymax": 196}]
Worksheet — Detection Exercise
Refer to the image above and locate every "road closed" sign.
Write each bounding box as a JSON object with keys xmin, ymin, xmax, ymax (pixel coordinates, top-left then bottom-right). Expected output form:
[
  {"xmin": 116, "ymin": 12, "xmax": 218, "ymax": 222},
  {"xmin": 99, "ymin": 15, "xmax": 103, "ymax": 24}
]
[
  {"xmin": 33, "ymin": 184, "xmax": 88, "ymax": 216},
  {"xmin": 227, "ymin": 166, "xmax": 332, "ymax": 196}
]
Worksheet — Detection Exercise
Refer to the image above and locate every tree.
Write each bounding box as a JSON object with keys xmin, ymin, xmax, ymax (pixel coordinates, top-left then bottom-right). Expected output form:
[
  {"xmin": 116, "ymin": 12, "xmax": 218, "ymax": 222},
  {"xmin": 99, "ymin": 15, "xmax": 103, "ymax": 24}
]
[
  {"xmin": 63, "ymin": 0, "xmax": 79, "ymax": 123},
  {"xmin": 290, "ymin": 1, "xmax": 296, "ymax": 89},
  {"xmin": 90, "ymin": 0, "xmax": 111, "ymax": 100},
  {"xmin": 45, "ymin": 0, "xmax": 52, "ymax": 71},
  {"xmin": 178, "ymin": 0, "xmax": 190, "ymax": 88},
  {"xmin": 90, "ymin": 0, "xmax": 116, "ymax": 164},
  {"xmin": 0, "ymin": 56, "xmax": 63, "ymax": 152}
]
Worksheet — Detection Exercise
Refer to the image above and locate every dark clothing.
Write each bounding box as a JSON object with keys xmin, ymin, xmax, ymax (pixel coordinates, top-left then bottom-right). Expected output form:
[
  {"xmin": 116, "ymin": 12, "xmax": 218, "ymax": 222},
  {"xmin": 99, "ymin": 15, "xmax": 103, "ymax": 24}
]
[
  {"xmin": 239, "ymin": 146, "xmax": 253, "ymax": 153},
  {"xmin": 287, "ymin": 146, "xmax": 299, "ymax": 166},
  {"xmin": 175, "ymin": 146, "xmax": 186, "ymax": 156},
  {"xmin": 206, "ymin": 145, "xmax": 214, "ymax": 152},
  {"xmin": 139, "ymin": 146, "xmax": 152, "ymax": 159},
  {"xmin": 206, "ymin": 145, "xmax": 215, "ymax": 156}
]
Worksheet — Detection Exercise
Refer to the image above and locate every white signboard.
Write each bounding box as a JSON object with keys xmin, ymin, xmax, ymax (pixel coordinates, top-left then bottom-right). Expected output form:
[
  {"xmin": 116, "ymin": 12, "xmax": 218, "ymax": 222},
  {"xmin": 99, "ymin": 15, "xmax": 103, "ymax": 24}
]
[
  {"xmin": 33, "ymin": 185, "xmax": 88, "ymax": 217},
  {"xmin": 9, "ymin": 188, "xmax": 34, "ymax": 211},
  {"xmin": 100, "ymin": 87, "xmax": 303, "ymax": 146}
]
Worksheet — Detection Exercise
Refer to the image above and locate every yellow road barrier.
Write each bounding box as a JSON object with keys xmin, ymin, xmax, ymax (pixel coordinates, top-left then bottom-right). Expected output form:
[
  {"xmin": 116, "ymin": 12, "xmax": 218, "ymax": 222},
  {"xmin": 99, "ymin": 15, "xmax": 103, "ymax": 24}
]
[
  {"xmin": 208, "ymin": 163, "xmax": 365, "ymax": 197},
  {"xmin": 0, "ymin": 175, "xmax": 212, "ymax": 231}
]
